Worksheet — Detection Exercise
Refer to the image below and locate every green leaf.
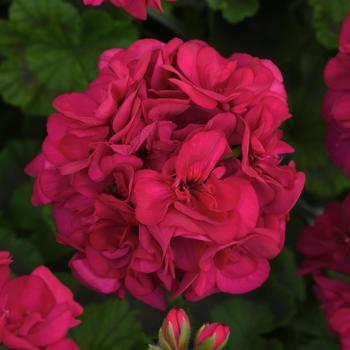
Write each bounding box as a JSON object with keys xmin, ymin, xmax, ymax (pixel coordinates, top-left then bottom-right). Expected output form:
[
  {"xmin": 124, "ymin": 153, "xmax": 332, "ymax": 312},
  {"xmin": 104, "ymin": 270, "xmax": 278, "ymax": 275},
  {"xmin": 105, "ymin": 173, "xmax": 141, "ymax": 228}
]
[
  {"xmin": 300, "ymin": 338, "xmax": 339, "ymax": 350},
  {"xmin": 308, "ymin": 0, "xmax": 350, "ymax": 49},
  {"xmin": 211, "ymin": 262, "xmax": 299, "ymax": 350},
  {"xmin": 10, "ymin": 181, "xmax": 73, "ymax": 264},
  {"xmin": 25, "ymin": 4, "xmax": 138, "ymax": 91},
  {"xmin": 10, "ymin": 0, "xmax": 79, "ymax": 35},
  {"xmin": 270, "ymin": 248, "xmax": 306, "ymax": 302},
  {"xmin": 0, "ymin": 60, "xmax": 55, "ymax": 115},
  {"xmin": 208, "ymin": 0, "xmax": 259, "ymax": 24},
  {"xmin": 54, "ymin": 272, "xmax": 81, "ymax": 294},
  {"xmin": 148, "ymin": 346, "xmax": 162, "ymax": 350},
  {"xmin": 247, "ymin": 338, "xmax": 284, "ymax": 350},
  {"xmin": 0, "ymin": 140, "xmax": 39, "ymax": 208},
  {"xmin": 252, "ymin": 279, "xmax": 297, "ymax": 331},
  {"xmin": 268, "ymin": 339, "xmax": 284, "ymax": 350},
  {"xmin": 0, "ymin": 142, "xmax": 71, "ymax": 266},
  {"xmin": 70, "ymin": 298, "xmax": 146, "ymax": 350},
  {"xmin": 0, "ymin": 228, "xmax": 43, "ymax": 274},
  {"xmin": 0, "ymin": 20, "xmax": 25, "ymax": 57},
  {"xmin": 10, "ymin": 181, "xmax": 45, "ymax": 231},
  {"xmin": 211, "ymin": 298, "xmax": 275, "ymax": 349},
  {"xmin": 289, "ymin": 303, "xmax": 330, "ymax": 337},
  {"xmin": 81, "ymin": 10, "xmax": 138, "ymax": 55},
  {"xmin": 0, "ymin": 0, "xmax": 138, "ymax": 115}
]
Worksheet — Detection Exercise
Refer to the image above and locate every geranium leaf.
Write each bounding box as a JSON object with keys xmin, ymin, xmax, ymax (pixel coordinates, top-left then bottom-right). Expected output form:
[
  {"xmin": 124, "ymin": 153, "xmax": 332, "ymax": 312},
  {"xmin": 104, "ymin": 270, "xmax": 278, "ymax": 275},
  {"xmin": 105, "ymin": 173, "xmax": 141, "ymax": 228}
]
[
  {"xmin": 211, "ymin": 298, "xmax": 276, "ymax": 349},
  {"xmin": 208, "ymin": 0, "xmax": 259, "ymax": 24},
  {"xmin": 300, "ymin": 338, "xmax": 339, "ymax": 350},
  {"xmin": 289, "ymin": 303, "xmax": 330, "ymax": 337},
  {"xmin": 211, "ymin": 259, "xmax": 299, "ymax": 350},
  {"xmin": 0, "ymin": 0, "xmax": 138, "ymax": 115},
  {"xmin": 0, "ymin": 20, "xmax": 25, "ymax": 57},
  {"xmin": 0, "ymin": 59, "xmax": 55, "ymax": 115},
  {"xmin": 10, "ymin": 181, "xmax": 73, "ymax": 264},
  {"xmin": 308, "ymin": 0, "xmax": 350, "ymax": 49},
  {"xmin": 10, "ymin": 0, "xmax": 80, "ymax": 36},
  {"xmin": 269, "ymin": 248, "xmax": 306, "ymax": 302},
  {"xmin": 0, "ymin": 140, "xmax": 39, "ymax": 208},
  {"xmin": 0, "ymin": 228, "xmax": 44, "ymax": 274},
  {"xmin": 70, "ymin": 298, "xmax": 147, "ymax": 350}
]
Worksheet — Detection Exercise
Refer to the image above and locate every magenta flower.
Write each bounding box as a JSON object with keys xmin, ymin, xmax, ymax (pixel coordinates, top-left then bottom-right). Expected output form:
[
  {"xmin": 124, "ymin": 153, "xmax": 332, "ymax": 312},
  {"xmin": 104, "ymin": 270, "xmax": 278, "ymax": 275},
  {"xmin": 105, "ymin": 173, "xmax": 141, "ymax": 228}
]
[
  {"xmin": 26, "ymin": 38, "xmax": 304, "ymax": 308},
  {"xmin": 83, "ymin": 0, "xmax": 175, "ymax": 20},
  {"xmin": 0, "ymin": 251, "xmax": 82, "ymax": 350}
]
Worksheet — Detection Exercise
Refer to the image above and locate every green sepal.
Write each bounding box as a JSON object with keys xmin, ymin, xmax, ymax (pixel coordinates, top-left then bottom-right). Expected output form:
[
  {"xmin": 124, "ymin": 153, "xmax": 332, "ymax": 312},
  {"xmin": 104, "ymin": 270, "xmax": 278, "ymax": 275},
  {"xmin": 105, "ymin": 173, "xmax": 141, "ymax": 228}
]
[
  {"xmin": 178, "ymin": 317, "xmax": 191, "ymax": 349},
  {"xmin": 158, "ymin": 328, "xmax": 172, "ymax": 350},
  {"xmin": 196, "ymin": 335, "xmax": 216, "ymax": 350},
  {"xmin": 167, "ymin": 323, "xmax": 178, "ymax": 349},
  {"xmin": 194, "ymin": 325, "xmax": 215, "ymax": 350},
  {"xmin": 148, "ymin": 345, "xmax": 163, "ymax": 350}
]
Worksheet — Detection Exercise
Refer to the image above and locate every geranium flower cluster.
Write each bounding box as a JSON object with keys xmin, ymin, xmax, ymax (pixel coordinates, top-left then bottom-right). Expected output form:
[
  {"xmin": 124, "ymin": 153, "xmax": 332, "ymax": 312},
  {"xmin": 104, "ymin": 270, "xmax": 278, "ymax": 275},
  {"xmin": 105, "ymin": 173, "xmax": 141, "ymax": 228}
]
[
  {"xmin": 324, "ymin": 12, "xmax": 350, "ymax": 176},
  {"xmin": 0, "ymin": 251, "xmax": 82, "ymax": 350},
  {"xmin": 26, "ymin": 38, "xmax": 305, "ymax": 309},
  {"xmin": 298, "ymin": 194, "xmax": 350, "ymax": 349},
  {"xmin": 83, "ymin": 0, "xmax": 175, "ymax": 20}
]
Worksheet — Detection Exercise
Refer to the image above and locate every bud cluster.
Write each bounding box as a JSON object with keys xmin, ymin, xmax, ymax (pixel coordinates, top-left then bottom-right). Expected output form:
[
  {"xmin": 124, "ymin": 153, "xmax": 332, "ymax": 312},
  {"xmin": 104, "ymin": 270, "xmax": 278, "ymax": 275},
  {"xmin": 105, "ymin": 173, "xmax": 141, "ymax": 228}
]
[{"xmin": 149, "ymin": 308, "xmax": 230, "ymax": 350}]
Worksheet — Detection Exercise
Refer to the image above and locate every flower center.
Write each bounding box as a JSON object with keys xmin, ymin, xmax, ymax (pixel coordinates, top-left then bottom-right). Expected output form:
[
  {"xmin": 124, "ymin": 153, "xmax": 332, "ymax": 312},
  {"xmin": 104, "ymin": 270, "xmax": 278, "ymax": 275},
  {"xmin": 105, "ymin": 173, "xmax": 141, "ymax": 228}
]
[
  {"xmin": 173, "ymin": 178, "xmax": 194, "ymax": 203},
  {"xmin": 108, "ymin": 182, "xmax": 129, "ymax": 200},
  {"xmin": 175, "ymin": 182, "xmax": 191, "ymax": 202}
]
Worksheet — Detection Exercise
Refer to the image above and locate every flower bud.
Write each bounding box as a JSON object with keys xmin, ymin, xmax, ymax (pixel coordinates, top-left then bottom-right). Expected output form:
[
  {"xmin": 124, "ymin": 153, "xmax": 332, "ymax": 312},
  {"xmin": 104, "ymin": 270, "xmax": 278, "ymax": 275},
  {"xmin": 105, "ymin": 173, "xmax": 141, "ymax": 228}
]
[
  {"xmin": 158, "ymin": 308, "xmax": 191, "ymax": 350},
  {"xmin": 194, "ymin": 323, "xmax": 230, "ymax": 350}
]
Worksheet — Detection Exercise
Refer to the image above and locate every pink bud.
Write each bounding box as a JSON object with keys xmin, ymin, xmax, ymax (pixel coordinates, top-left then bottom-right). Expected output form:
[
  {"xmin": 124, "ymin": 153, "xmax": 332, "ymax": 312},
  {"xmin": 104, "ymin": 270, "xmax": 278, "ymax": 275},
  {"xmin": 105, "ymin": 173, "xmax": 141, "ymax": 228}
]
[
  {"xmin": 194, "ymin": 323, "xmax": 230, "ymax": 350},
  {"xmin": 159, "ymin": 308, "xmax": 191, "ymax": 350}
]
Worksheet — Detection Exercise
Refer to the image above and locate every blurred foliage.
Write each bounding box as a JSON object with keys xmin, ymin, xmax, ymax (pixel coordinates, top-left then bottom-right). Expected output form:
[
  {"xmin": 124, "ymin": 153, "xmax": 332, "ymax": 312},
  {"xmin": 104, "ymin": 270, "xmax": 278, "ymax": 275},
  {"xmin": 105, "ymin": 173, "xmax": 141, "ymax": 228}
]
[
  {"xmin": 0, "ymin": 0, "xmax": 349, "ymax": 348},
  {"xmin": 0, "ymin": 0, "xmax": 138, "ymax": 115},
  {"xmin": 308, "ymin": 0, "xmax": 350, "ymax": 48},
  {"xmin": 207, "ymin": 0, "xmax": 260, "ymax": 24},
  {"xmin": 0, "ymin": 227, "xmax": 44, "ymax": 273}
]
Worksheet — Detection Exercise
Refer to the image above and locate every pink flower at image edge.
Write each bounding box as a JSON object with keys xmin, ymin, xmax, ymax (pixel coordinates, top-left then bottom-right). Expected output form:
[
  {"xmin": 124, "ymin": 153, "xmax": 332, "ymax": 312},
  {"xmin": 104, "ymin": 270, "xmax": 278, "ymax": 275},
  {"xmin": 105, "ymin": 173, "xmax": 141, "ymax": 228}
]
[
  {"xmin": 0, "ymin": 251, "xmax": 82, "ymax": 350},
  {"xmin": 83, "ymin": 0, "xmax": 174, "ymax": 20},
  {"xmin": 323, "ymin": 12, "xmax": 350, "ymax": 176}
]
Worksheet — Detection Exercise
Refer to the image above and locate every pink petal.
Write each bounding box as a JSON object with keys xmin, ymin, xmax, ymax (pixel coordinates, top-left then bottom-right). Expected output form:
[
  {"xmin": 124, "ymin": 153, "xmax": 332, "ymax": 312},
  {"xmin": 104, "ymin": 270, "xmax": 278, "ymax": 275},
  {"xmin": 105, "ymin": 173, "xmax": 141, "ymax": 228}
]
[
  {"xmin": 134, "ymin": 170, "xmax": 174, "ymax": 224},
  {"xmin": 176, "ymin": 131, "xmax": 228, "ymax": 182}
]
